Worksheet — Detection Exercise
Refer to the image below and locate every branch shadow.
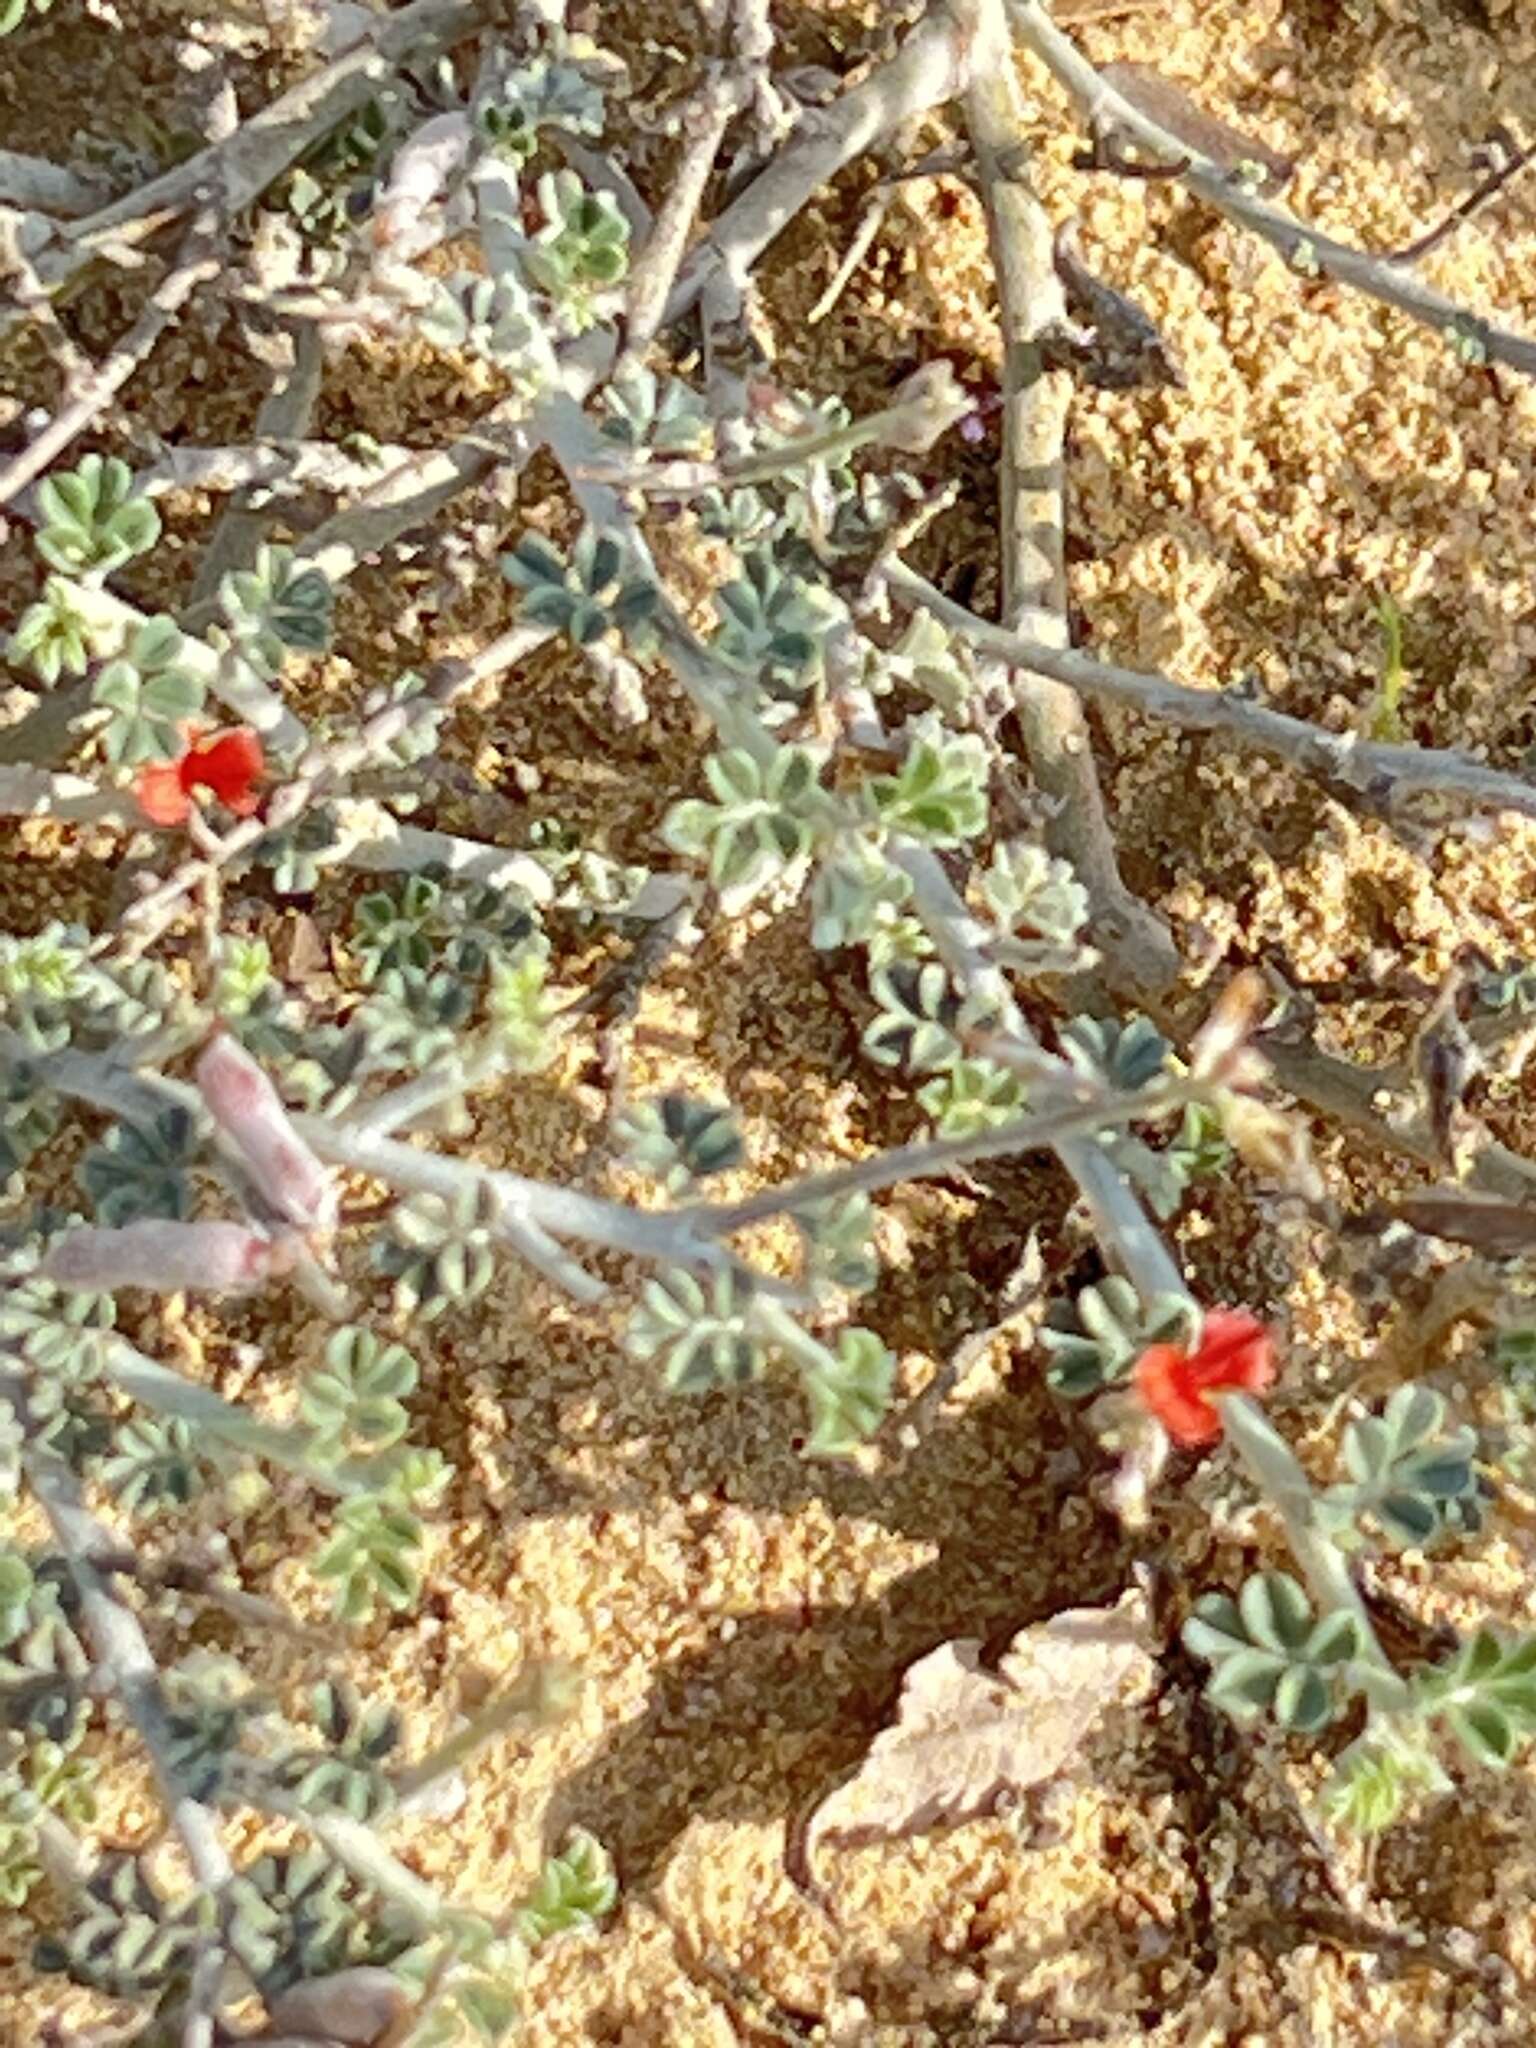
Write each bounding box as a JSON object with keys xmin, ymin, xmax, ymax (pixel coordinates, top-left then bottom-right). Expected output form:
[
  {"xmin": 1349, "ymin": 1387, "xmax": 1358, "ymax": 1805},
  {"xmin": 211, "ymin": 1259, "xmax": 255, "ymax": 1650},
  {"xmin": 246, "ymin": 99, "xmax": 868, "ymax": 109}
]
[{"xmin": 539, "ymin": 1376, "xmax": 1138, "ymax": 1893}]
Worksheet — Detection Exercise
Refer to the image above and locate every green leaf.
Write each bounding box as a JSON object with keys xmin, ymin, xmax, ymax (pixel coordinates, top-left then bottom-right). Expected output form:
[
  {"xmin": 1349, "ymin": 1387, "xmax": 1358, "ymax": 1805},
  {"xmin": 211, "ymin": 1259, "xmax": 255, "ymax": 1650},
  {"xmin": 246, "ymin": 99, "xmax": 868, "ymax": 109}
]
[
  {"xmin": 312, "ymin": 1497, "xmax": 425, "ymax": 1624},
  {"xmin": 79, "ymin": 1109, "xmax": 200, "ymax": 1226},
  {"xmin": 516, "ymin": 1829, "xmax": 617, "ymax": 1943},
  {"xmin": 1415, "ymin": 1629, "xmax": 1536, "ymax": 1773},
  {"xmin": 499, "ymin": 521, "xmax": 654, "ymax": 648},
  {"xmin": 1184, "ymin": 1572, "xmax": 1362, "ymax": 1734},
  {"xmin": 803, "ymin": 1327, "xmax": 895, "ymax": 1455},
  {"xmin": 1323, "ymin": 1384, "xmax": 1480, "ymax": 1551},
  {"xmin": 302, "ymin": 1327, "xmax": 419, "ymax": 1460},
  {"xmin": 916, "ymin": 1056, "xmax": 1027, "ymax": 1138},
  {"xmin": 89, "ymin": 620, "xmax": 206, "ymax": 764},
  {"xmin": 373, "ymin": 1185, "xmax": 498, "ymax": 1323},
  {"xmin": 615, "ymin": 1095, "xmax": 744, "ymax": 1194},
  {"xmin": 35, "ymin": 454, "xmax": 161, "ymax": 576},
  {"xmin": 662, "ymin": 744, "xmax": 826, "ymax": 915},
  {"xmin": 1322, "ymin": 1733, "xmax": 1448, "ymax": 1835},
  {"xmin": 12, "ymin": 578, "xmax": 92, "ymax": 685},
  {"xmin": 625, "ymin": 1269, "xmax": 765, "ymax": 1393},
  {"xmin": 220, "ymin": 544, "xmax": 334, "ymax": 675},
  {"xmin": 865, "ymin": 716, "xmax": 989, "ymax": 846},
  {"xmin": 862, "ymin": 960, "xmax": 961, "ymax": 1073},
  {"xmin": 100, "ymin": 1415, "xmax": 206, "ymax": 1515},
  {"xmin": 1040, "ymin": 1279, "xmax": 1197, "ymax": 1399}
]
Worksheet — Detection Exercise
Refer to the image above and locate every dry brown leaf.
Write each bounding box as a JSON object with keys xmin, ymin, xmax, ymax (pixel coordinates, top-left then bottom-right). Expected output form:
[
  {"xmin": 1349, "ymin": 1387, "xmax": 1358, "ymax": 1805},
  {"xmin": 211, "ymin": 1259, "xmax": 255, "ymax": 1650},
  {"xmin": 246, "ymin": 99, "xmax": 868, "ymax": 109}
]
[
  {"xmin": 804, "ymin": 1589, "xmax": 1154, "ymax": 1868},
  {"xmin": 265, "ymin": 1967, "xmax": 408, "ymax": 2046},
  {"xmin": 1100, "ymin": 62, "xmax": 1296, "ymax": 188},
  {"xmin": 1389, "ymin": 1191, "xmax": 1536, "ymax": 1257},
  {"xmin": 281, "ymin": 909, "xmax": 335, "ymax": 988}
]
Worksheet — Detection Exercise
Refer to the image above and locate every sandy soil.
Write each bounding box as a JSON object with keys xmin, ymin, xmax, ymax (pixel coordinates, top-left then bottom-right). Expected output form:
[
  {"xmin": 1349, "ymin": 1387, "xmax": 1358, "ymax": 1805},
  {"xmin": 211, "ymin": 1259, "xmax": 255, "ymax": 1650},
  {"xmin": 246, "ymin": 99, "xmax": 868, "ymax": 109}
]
[{"xmin": 5, "ymin": 0, "xmax": 1536, "ymax": 2043}]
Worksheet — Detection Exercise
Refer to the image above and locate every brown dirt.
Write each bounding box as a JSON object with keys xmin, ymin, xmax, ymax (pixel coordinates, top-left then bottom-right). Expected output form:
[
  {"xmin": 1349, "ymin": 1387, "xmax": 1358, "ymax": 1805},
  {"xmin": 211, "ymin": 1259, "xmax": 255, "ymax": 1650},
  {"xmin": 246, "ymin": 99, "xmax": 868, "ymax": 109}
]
[{"xmin": 5, "ymin": 1, "xmax": 1536, "ymax": 2044}]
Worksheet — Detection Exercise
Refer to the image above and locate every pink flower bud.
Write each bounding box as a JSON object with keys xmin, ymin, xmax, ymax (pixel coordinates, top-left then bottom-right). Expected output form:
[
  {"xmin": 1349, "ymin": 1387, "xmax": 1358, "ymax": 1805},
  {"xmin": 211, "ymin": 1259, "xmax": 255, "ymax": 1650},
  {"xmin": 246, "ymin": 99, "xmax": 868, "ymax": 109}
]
[
  {"xmin": 195, "ymin": 1031, "xmax": 337, "ymax": 1235},
  {"xmin": 43, "ymin": 1220, "xmax": 276, "ymax": 1297},
  {"xmin": 267, "ymin": 1967, "xmax": 409, "ymax": 2046}
]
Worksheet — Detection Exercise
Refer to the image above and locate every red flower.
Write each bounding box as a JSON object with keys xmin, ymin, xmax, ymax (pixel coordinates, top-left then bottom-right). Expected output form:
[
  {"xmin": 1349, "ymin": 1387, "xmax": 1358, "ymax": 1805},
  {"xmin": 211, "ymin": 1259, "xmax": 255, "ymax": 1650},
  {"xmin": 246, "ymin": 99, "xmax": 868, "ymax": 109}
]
[
  {"xmin": 135, "ymin": 727, "xmax": 265, "ymax": 827},
  {"xmin": 1132, "ymin": 1308, "xmax": 1275, "ymax": 1448}
]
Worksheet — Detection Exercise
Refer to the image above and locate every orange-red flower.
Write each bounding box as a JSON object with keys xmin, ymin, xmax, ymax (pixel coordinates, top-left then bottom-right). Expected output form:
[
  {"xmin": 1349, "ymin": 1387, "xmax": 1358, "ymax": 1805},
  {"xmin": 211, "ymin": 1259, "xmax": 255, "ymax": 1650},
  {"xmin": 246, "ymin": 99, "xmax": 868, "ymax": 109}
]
[
  {"xmin": 1132, "ymin": 1308, "xmax": 1275, "ymax": 1447},
  {"xmin": 135, "ymin": 727, "xmax": 265, "ymax": 827}
]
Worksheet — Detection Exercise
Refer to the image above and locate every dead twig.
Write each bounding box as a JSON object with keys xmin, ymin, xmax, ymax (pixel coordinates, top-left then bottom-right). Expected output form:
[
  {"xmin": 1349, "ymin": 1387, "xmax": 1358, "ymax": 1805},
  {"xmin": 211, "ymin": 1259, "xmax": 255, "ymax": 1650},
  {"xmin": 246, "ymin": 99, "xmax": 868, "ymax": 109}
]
[
  {"xmin": 0, "ymin": 206, "xmax": 93, "ymax": 399},
  {"xmin": 1388, "ymin": 123, "xmax": 1535, "ymax": 267},
  {"xmin": 28, "ymin": 0, "xmax": 482, "ymax": 292},
  {"xmin": 0, "ymin": 150, "xmax": 111, "ymax": 219},
  {"xmin": 1007, "ymin": 0, "xmax": 1536, "ymax": 380},
  {"xmin": 662, "ymin": 4, "xmax": 975, "ymax": 329},
  {"xmin": 619, "ymin": 63, "xmax": 752, "ymax": 369},
  {"xmin": 887, "ymin": 560, "xmax": 1536, "ymax": 824},
  {"xmin": 186, "ymin": 320, "xmax": 324, "ymax": 619},
  {"xmin": 21, "ymin": 1443, "xmax": 235, "ymax": 2040},
  {"xmin": 127, "ymin": 437, "xmax": 414, "ymax": 498},
  {"xmin": 0, "ymin": 208, "xmax": 223, "ymax": 509},
  {"xmin": 963, "ymin": 0, "xmax": 1179, "ymax": 999}
]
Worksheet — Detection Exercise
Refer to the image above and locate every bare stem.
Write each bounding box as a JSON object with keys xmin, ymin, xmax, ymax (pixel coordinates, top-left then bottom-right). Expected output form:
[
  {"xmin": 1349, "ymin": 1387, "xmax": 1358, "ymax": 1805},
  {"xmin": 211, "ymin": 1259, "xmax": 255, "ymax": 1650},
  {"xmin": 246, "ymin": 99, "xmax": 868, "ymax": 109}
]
[
  {"xmin": 0, "ymin": 211, "xmax": 224, "ymax": 509},
  {"xmin": 890, "ymin": 560, "xmax": 1536, "ymax": 822},
  {"xmin": 1005, "ymin": 0, "xmax": 1536, "ymax": 380},
  {"xmin": 23, "ymin": 1444, "xmax": 237, "ymax": 1890},
  {"xmin": 620, "ymin": 66, "xmax": 750, "ymax": 366},
  {"xmin": 663, "ymin": 4, "xmax": 974, "ymax": 325},
  {"xmin": 966, "ymin": 0, "xmax": 1178, "ymax": 998}
]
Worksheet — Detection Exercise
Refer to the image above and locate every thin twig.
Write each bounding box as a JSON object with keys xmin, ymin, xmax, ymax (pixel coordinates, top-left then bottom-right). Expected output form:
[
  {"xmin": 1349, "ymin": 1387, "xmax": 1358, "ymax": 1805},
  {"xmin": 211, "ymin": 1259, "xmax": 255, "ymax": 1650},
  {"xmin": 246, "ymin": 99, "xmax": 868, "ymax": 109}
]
[
  {"xmin": 662, "ymin": 3, "xmax": 974, "ymax": 327},
  {"xmin": 894, "ymin": 841, "xmax": 1187, "ymax": 1305},
  {"xmin": 23, "ymin": 1440, "xmax": 235, "ymax": 1897},
  {"xmin": 0, "ymin": 209, "xmax": 224, "ymax": 509},
  {"xmin": 0, "ymin": 765, "xmax": 134, "ymax": 823},
  {"xmin": 888, "ymin": 560, "xmax": 1536, "ymax": 822},
  {"xmin": 391, "ymin": 1661, "xmax": 580, "ymax": 1804},
  {"xmin": 127, "ymin": 438, "xmax": 415, "ymax": 499},
  {"xmin": 1006, "ymin": 0, "xmax": 1536, "ymax": 380},
  {"xmin": 694, "ymin": 1077, "xmax": 1187, "ymax": 1233},
  {"xmin": 0, "ymin": 207, "xmax": 94, "ymax": 399},
  {"xmin": 619, "ymin": 66, "xmax": 750, "ymax": 368},
  {"xmin": 1387, "ymin": 125, "xmax": 1535, "ymax": 266},
  {"xmin": 807, "ymin": 182, "xmax": 894, "ymax": 324},
  {"xmin": 966, "ymin": 0, "xmax": 1178, "ymax": 998},
  {"xmin": 31, "ymin": 0, "xmax": 482, "ymax": 289},
  {"xmin": 187, "ymin": 320, "xmax": 324, "ymax": 617},
  {"xmin": 0, "ymin": 150, "xmax": 110, "ymax": 218}
]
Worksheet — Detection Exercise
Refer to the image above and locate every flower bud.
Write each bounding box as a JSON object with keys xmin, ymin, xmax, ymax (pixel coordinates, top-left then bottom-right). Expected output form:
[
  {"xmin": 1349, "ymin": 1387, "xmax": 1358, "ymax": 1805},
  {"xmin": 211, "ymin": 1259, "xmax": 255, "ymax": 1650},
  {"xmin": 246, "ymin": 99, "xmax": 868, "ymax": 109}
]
[
  {"xmin": 196, "ymin": 1031, "xmax": 337, "ymax": 1235},
  {"xmin": 43, "ymin": 1220, "xmax": 275, "ymax": 1297},
  {"xmin": 267, "ymin": 1966, "xmax": 409, "ymax": 2046}
]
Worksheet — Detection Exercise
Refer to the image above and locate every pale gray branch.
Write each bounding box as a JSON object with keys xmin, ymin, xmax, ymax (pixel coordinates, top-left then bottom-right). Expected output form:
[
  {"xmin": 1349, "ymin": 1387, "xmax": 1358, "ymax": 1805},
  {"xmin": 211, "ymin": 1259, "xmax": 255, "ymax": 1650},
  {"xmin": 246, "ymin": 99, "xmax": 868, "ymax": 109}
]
[
  {"xmin": 663, "ymin": 4, "xmax": 973, "ymax": 326},
  {"xmin": 1007, "ymin": 0, "xmax": 1536, "ymax": 380},
  {"xmin": 0, "ymin": 150, "xmax": 111, "ymax": 219},
  {"xmin": 963, "ymin": 0, "xmax": 1177, "ymax": 998},
  {"xmin": 34, "ymin": 0, "xmax": 482, "ymax": 286},
  {"xmin": 890, "ymin": 561, "xmax": 1536, "ymax": 822},
  {"xmin": 0, "ymin": 210, "xmax": 223, "ymax": 509},
  {"xmin": 187, "ymin": 321, "xmax": 325, "ymax": 617}
]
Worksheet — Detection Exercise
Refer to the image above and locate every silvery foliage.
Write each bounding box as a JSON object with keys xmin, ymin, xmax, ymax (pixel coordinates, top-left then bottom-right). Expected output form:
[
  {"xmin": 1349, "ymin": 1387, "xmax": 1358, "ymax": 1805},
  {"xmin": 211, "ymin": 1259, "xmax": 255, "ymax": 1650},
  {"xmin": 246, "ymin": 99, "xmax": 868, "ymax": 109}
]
[{"xmin": 0, "ymin": 50, "xmax": 647, "ymax": 2026}]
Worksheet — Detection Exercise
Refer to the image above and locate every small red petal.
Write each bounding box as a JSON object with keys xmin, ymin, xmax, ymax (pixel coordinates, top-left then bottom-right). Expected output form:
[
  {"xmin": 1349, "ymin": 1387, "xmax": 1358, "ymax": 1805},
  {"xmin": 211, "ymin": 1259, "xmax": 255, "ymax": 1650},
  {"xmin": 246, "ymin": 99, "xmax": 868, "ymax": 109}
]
[
  {"xmin": 185, "ymin": 729, "xmax": 265, "ymax": 814},
  {"xmin": 135, "ymin": 761, "xmax": 192, "ymax": 827},
  {"xmin": 1133, "ymin": 1343, "xmax": 1223, "ymax": 1446},
  {"xmin": 1188, "ymin": 1310, "xmax": 1275, "ymax": 1398},
  {"xmin": 1132, "ymin": 1309, "xmax": 1275, "ymax": 1449}
]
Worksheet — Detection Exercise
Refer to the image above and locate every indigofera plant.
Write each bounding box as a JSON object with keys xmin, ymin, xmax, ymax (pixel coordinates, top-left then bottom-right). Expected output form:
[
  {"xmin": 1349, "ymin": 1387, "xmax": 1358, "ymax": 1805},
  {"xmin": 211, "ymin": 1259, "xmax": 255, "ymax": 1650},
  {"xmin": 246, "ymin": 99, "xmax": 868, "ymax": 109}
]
[{"xmin": 6, "ymin": 0, "xmax": 1536, "ymax": 2034}]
